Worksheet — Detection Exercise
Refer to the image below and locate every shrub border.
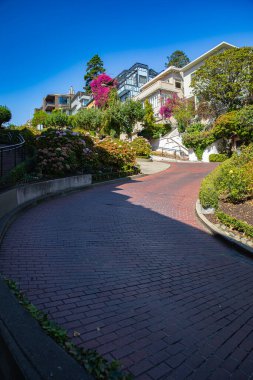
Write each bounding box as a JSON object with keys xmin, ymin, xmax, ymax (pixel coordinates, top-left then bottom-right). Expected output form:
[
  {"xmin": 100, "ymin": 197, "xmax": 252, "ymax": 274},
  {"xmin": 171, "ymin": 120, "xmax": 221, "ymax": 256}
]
[{"xmin": 196, "ymin": 199, "xmax": 253, "ymax": 255}]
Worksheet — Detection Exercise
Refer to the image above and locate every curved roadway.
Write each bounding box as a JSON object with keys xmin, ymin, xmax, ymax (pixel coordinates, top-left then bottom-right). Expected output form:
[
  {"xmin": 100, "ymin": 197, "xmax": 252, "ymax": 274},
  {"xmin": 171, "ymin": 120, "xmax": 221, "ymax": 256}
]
[{"xmin": 1, "ymin": 163, "xmax": 253, "ymax": 379}]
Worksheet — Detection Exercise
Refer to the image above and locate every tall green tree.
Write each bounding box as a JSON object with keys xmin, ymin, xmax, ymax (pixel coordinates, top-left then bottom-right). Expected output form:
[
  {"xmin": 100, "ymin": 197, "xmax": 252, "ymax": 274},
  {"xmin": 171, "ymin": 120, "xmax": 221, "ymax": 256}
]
[
  {"xmin": 0, "ymin": 105, "xmax": 11, "ymax": 128},
  {"xmin": 32, "ymin": 110, "xmax": 48, "ymax": 128},
  {"xmin": 84, "ymin": 54, "xmax": 105, "ymax": 93},
  {"xmin": 191, "ymin": 47, "xmax": 253, "ymax": 115},
  {"xmin": 46, "ymin": 109, "xmax": 70, "ymax": 128},
  {"xmin": 143, "ymin": 99, "xmax": 155, "ymax": 127},
  {"xmin": 165, "ymin": 50, "xmax": 190, "ymax": 68}
]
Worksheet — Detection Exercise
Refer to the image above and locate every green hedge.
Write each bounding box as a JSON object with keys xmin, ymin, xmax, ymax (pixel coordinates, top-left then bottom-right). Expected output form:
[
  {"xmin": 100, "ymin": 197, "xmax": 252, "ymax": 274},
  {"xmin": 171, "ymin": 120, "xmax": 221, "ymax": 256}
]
[
  {"xmin": 199, "ymin": 144, "xmax": 253, "ymax": 208},
  {"xmin": 216, "ymin": 211, "xmax": 253, "ymax": 239},
  {"xmin": 209, "ymin": 153, "xmax": 228, "ymax": 162}
]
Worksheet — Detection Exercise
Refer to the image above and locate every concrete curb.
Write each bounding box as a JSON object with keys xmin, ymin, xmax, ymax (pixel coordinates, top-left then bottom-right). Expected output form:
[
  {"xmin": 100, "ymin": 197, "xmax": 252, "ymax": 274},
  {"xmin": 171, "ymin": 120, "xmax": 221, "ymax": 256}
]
[
  {"xmin": 196, "ymin": 199, "xmax": 253, "ymax": 255},
  {"xmin": 0, "ymin": 279, "xmax": 92, "ymax": 380}
]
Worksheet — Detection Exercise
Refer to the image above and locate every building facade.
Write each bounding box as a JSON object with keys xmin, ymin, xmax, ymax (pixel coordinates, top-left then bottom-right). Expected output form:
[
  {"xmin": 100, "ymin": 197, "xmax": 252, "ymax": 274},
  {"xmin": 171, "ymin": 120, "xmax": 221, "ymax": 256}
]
[
  {"xmin": 70, "ymin": 91, "xmax": 92, "ymax": 115},
  {"xmin": 135, "ymin": 42, "xmax": 236, "ymax": 120},
  {"xmin": 116, "ymin": 63, "xmax": 158, "ymax": 102},
  {"xmin": 42, "ymin": 90, "xmax": 74, "ymax": 115}
]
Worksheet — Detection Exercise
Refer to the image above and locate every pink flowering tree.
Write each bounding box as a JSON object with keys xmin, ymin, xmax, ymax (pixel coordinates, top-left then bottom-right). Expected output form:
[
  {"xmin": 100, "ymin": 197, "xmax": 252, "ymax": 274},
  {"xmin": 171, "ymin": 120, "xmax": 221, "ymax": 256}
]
[
  {"xmin": 159, "ymin": 94, "xmax": 179, "ymax": 119},
  {"xmin": 90, "ymin": 73, "xmax": 118, "ymax": 108}
]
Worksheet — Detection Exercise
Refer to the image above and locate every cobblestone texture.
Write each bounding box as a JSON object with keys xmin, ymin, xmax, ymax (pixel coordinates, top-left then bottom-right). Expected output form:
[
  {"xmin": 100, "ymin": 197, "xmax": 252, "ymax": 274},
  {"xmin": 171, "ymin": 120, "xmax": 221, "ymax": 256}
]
[{"xmin": 1, "ymin": 163, "xmax": 253, "ymax": 379}]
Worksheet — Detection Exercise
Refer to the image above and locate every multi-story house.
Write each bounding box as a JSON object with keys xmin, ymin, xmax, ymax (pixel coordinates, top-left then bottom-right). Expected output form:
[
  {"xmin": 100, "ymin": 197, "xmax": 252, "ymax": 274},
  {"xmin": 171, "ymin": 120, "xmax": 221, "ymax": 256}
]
[
  {"xmin": 116, "ymin": 63, "xmax": 158, "ymax": 102},
  {"xmin": 42, "ymin": 87, "xmax": 75, "ymax": 114},
  {"xmin": 70, "ymin": 91, "xmax": 92, "ymax": 115},
  {"xmin": 135, "ymin": 42, "xmax": 236, "ymax": 119}
]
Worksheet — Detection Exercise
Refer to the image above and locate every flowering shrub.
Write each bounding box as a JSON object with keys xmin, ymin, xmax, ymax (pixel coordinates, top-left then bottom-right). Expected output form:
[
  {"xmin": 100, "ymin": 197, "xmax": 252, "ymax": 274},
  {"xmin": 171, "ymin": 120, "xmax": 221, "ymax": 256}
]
[
  {"xmin": 159, "ymin": 94, "xmax": 179, "ymax": 119},
  {"xmin": 94, "ymin": 137, "xmax": 137, "ymax": 172},
  {"xmin": 36, "ymin": 129, "xmax": 94, "ymax": 177},
  {"xmin": 130, "ymin": 137, "xmax": 151, "ymax": 157},
  {"xmin": 90, "ymin": 74, "xmax": 118, "ymax": 108}
]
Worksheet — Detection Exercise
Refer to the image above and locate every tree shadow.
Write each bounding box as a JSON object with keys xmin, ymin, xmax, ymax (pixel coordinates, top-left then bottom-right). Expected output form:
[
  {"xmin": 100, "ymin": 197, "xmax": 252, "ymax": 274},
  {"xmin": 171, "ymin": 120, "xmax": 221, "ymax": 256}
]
[{"xmin": 1, "ymin": 176, "xmax": 253, "ymax": 379}]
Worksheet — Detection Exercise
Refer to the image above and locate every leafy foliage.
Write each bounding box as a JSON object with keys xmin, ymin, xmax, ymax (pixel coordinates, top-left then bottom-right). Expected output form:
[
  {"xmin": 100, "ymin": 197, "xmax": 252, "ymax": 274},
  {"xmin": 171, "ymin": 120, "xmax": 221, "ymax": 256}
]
[
  {"xmin": 199, "ymin": 145, "xmax": 253, "ymax": 208},
  {"xmin": 32, "ymin": 110, "xmax": 48, "ymax": 128},
  {"xmin": 130, "ymin": 137, "xmax": 151, "ymax": 157},
  {"xmin": 72, "ymin": 107, "xmax": 103, "ymax": 132},
  {"xmin": 46, "ymin": 109, "xmax": 71, "ymax": 128},
  {"xmin": 143, "ymin": 99, "xmax": 155, "ymax": 127},
  {"xmin": 215, "ymin": 211, "xmax": 253, "ymax": 238},
  {"xmin": 165, "ymin": 50, "xmax": 190, "ymax": 68},
  {"xmin": 183, "ymin": 130, "xmax": 215, "ymax": 160},
  {"xmin": 213, "ymin": 105, "xmax": 253, "ymax": 143},
  {"xmin": 84, "ymin": 54, "xmax": 106, "ymax": 93},
  {"xmin": 36, "ymin": 129, "xmax": 94, "ymax": 177},
  {"xmin": 0, "ymin": 105, "xmax": 12, "ymax": 127},
  {"xmin": 209, "ymin": 153, "xmax": 228, "ymax": 162},
  {"xmin": 191, "ymin": 47, "xmax": 253, "ymax": 115},
  {"xmin": 140, "ymin": 123, "xmax": 171, "ymax": 140},
  {"xmin": 95, "ymin": 137, "xmax": 137, "ymax": 172}
]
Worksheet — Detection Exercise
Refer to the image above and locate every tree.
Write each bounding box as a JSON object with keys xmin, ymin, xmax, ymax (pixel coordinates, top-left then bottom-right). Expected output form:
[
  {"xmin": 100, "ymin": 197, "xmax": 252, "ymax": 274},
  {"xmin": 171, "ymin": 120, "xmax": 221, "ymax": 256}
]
[
  {"xmin": 143, "ymin": 99, "xmax": 155, "ymax": 127},
  {"xmin": 72, "ymin": 107, "xmax": 103, "ymax": 132},
  {"xmin": 191, "ymin": 47, "xmax": 253, "ymax": 115},
  {"xmin": 46, "ymin": 109, "xmax": 70, "ymax": 128},
  {"xmin": 32, "ymin": 110, "xmax": 48, "ymax": 129},
  {"xmin": 172, "ymin": 98, "xmax": 195, "ymax": 132},
  {"xmin": 0, "ymin": 105, "xmax": 11, "ymax": 128},
  {"xmin": 84, "ymin": 54, "xmax": 106, "ymax": 93},
  {"xmin": 121, "ymin": 99, "xmax": 145, "ymax": 138},
  {"xmin": 165, "ymin": 50, "xmax": 190, "ymax": 68},
  {"xmin": 90, "ymin": 73, "xmax": 118, "ymax": 108}
]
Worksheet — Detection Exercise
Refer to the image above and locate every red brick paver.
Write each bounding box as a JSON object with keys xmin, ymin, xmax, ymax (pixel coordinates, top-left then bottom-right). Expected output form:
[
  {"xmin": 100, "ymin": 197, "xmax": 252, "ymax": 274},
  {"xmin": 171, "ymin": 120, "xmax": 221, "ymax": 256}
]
[{"xmin": 1, "ymin": 163, "xmax": 253, "ymax": 379}]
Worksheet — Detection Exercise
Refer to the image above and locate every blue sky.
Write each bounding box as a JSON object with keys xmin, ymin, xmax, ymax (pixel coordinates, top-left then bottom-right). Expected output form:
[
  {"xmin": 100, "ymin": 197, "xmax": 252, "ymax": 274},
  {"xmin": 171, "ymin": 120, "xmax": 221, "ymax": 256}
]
[{"xmin": 0, "ymin": 0, "xmax": 253, "ymax": 125}]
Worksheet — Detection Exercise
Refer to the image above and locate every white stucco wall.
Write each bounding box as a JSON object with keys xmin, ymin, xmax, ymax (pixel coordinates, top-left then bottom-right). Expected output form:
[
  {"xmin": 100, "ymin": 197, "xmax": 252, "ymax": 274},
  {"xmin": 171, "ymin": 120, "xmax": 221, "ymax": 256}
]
[
  {"xmin": 188, "ymin": 141, "xmax": 220, "ymax": 162},
  {"xmin": 202, "ymin": 141, "xmax": 220, "ymax": 162}
]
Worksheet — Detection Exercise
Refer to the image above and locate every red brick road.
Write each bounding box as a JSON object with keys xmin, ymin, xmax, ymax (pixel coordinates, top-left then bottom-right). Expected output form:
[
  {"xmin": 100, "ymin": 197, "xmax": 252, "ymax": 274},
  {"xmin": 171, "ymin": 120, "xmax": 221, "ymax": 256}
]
[{"xmin": 1, "ymin": 163, "xmax": 253, "ymax": 379}]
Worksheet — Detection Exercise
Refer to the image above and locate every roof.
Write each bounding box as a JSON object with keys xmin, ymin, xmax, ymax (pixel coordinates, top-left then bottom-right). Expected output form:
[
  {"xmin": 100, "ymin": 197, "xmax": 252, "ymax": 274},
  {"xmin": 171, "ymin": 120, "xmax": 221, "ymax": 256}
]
[
  {"xmin": 139, "ymin": 41, "xmax": 237, "ymax": 91},
  {"xmin": 181, "ymin": 41, "xmax": 236, "ymax": 72}
]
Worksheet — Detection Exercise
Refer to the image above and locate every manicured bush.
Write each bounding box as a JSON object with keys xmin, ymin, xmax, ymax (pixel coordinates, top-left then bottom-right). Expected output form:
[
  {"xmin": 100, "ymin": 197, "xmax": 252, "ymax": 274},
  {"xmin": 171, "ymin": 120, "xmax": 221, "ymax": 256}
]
[
  {"xmin": 213, "ymin": 105, "xmax": 253, "ymax": 143},
  {"xmin": 199, "ymin": 144, "xmax": 253, "ymax": 208},
  {"xmin": 199, "ymin": 170, "xmax": 219, "ymax": 209},
  {"xmin": 140, "ymin": 123, "xmax": 171, "ymax": 140},
  {"xmin": 130, "ymin": 137, "xmax": 151, "ymax": 157},
  {"xmin": 95, "ymin": 137, "xmax": 137, "ymax": 172},
  {"xmin": 36, "ymin": 129, "xmax": 95, "ymax": 177},
  {"xmin": 0, "ymin": 105, "xmax": 11, "ymax": 127},
  {"xmin": 72, "ymin": 108, "xmax": 103, "ymax": 132},
  {"xmin": 209, "ymin": 153, "xmax": 228, "ymax": 162}
]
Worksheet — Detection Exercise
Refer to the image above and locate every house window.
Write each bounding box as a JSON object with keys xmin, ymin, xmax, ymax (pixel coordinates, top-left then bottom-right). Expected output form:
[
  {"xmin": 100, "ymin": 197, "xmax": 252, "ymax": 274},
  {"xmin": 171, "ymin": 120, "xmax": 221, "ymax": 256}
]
[
  {"xmin": 175, "ymin": 81, "xmax": 181, "ymax": 89},
  {"xmin": 139, "ymin": 75, "xmax": 147, "ymax": 85},
  {"xmin": 58, "ymin": 96, "xmax": 68, "ymax": 105},
  {"xmin": 149, "ymin": 94, "xmax": 158, "ymax": 108}
]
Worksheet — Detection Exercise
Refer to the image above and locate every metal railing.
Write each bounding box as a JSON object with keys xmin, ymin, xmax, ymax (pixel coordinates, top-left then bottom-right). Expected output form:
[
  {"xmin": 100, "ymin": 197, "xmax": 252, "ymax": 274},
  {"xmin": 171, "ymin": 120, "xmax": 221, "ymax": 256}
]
[{"xmin": 0, "ymin": 132, "xmax": 26, "ymax": 177}]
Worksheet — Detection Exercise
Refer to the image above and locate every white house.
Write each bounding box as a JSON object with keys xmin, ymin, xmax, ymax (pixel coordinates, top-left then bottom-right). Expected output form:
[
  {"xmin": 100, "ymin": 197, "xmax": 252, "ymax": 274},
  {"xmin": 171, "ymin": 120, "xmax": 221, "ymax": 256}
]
[
  {"xmin": 70, "ymin": 91, "xmax": 92, "ymax": 115},
  {"xmin": 135, "ymin": 42, "xmax": 236, "ymax": 161}
]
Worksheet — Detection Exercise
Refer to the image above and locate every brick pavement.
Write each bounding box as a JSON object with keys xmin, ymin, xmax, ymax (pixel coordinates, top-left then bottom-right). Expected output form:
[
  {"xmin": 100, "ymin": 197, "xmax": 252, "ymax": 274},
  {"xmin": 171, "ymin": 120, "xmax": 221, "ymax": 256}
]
[{"xmin": 1, "ymin": 163, "xmax": 253, "ymax": 379}]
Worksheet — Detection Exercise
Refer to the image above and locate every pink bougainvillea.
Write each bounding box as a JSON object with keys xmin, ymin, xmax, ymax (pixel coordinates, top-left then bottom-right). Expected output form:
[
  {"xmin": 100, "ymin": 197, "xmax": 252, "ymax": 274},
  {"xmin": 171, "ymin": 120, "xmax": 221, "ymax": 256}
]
[
  {"xmin": 159, "ymin": 94, "xmax": 179, "ymax": 119},
  {"xmin": 90, "ymin": 73, "xmax": 118, "ymax": 108}
]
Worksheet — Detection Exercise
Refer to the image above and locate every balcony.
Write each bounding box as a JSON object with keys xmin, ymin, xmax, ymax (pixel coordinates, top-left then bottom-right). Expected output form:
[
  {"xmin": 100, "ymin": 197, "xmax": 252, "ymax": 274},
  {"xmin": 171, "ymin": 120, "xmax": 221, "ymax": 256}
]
[{"xmin": 136, "ymin": 81, "xmax": 182, "ymax": 101}]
